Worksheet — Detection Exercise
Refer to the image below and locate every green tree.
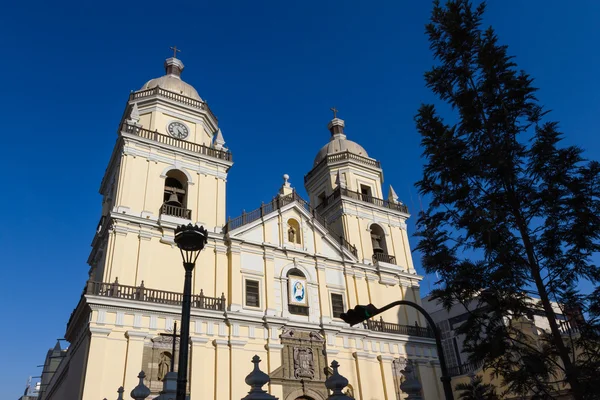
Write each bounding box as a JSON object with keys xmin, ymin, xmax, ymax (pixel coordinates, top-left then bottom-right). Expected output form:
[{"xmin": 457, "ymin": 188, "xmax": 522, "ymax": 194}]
[
  {"xmin": 414, "ymin": 1, "xmax": 600, "ymax": 398},
  {"xmin": 455, "ymin": 375, "xmax": 499, "ymax": 400}
]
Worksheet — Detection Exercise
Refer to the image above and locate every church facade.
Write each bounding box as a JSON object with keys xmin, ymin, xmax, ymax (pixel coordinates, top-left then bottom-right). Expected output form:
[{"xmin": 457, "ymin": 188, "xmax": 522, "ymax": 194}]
[{"xmin": 41, "ymin": 55, "xmax": 443, "ymax": 400}]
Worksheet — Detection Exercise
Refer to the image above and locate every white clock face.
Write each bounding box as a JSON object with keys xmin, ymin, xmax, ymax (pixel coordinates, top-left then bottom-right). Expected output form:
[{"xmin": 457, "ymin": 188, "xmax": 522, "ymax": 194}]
[{"xmin": 167, "ymin": 121, "xmax": 189, "ymax": 139}]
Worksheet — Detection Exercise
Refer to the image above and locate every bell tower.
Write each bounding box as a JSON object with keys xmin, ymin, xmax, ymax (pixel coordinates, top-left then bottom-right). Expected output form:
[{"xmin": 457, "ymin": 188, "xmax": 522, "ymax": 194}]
[
  {"xmin": 304, "ymin": 113, "xmax": 415, "ymax": 273},
  {"xmin": 88, "ymin": 54, "xmax": 233, "ymax": 292}
]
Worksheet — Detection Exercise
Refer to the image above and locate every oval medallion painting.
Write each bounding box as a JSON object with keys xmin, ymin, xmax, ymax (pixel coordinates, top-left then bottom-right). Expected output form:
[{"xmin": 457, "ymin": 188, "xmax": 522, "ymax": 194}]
[{"xmin": 289, "ymin": 276, "xmax": 308, "ymax": 306}]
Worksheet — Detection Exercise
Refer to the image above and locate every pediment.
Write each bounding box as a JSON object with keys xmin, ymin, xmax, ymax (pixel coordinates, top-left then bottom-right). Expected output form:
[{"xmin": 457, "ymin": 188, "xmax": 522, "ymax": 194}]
[{"xmin": 228, "ymin": 199, "xmax": 357, "ymax": 262}]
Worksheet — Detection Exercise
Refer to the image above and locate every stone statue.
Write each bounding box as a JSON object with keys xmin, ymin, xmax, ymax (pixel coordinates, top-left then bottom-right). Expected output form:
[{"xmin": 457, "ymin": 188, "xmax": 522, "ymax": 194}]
[
  {"xmin": 288, "ymin": 227, "xmax": 296, "ymax": 243},
  {"xmin": 158, "ymin": 352, "xmax": 170, "ymax": 381}
]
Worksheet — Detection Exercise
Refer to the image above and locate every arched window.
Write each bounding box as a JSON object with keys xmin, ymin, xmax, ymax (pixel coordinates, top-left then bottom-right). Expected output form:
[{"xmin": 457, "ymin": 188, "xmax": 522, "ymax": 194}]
[
  {"xmin": 371, "ymin": 224, "xmax": 396, "ymax": 264},
  {"xmin": 162, "ymin": 170, "xmax": 190, "ymax": 219},
  {"xmin": 287, "ymin": 219, "xmax": 301, "ymax": 245},
  {"xmin": 370, "ymin": 224, "xmax": 388, "ymax": 254},
  {"xmin": 163, "ymin": 170, "xmax": 188, "ymax": 208},
  {"xmin": 287, "ymin": 268, "xmax": 309, "ymax": 316}
]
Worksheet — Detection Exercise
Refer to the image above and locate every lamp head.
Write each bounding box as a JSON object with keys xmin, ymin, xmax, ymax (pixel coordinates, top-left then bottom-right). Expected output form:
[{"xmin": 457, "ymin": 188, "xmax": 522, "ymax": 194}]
[{"xmin": 174, "ymin": 224, "xmax": 208, "ymax": 264}]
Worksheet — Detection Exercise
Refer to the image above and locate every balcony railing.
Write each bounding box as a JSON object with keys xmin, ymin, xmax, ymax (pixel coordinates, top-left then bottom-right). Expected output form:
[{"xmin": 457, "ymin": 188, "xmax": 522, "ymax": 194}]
[
  {"xmin": 305, "ymin": 151, "xmax": 381, "ymax": 183},
  {"xmin": 67, "ymin": 279, "xmax": 226, "ymax": 331},
  {"xmin": 121, "ymin": 122, "xmax": 232, "ymax": 162},
  {"xmin": 161, "ymin": 203, "xmax": 192, "ymax": 219},
  {"xmin": 447, "ymin": 360, "xmax": 484, "ymax": 377},
  {"xmin": 373, "ymin": 252, "xmax": 397, "ymax": 265},
  {"xmin": 129, "ymin": 86, "xmax": 218, "ymax": 122},
  {"xmin": 224, "ymin": 190, "xmax": 358, "ymax": 257},
  {"xmin": 316, "ymin": 186, "xmax": 409, "ymax": 214},
  {"xmin": 90, "ymin": 279, "xmax": 224, "ymax": 309},
  {"xmin": 365, "ymin": 317, "xmax": 435, "ymax": 338}
]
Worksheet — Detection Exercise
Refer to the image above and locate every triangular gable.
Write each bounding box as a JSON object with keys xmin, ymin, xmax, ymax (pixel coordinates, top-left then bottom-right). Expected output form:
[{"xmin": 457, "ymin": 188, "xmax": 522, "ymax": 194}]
[{"xmin": 228, "ymin": 200, "xmax": 358, "ymax": 262}]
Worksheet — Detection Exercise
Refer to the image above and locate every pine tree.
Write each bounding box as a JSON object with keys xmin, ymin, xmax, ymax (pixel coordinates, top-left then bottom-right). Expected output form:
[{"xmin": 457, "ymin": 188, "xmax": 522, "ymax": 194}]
[{"xmin": 414, "ymin": 1, "xmax": 600, "ymax": 398}]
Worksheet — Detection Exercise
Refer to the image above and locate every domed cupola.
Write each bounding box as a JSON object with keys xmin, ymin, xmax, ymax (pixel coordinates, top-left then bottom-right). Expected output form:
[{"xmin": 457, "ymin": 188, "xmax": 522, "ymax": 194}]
[
  {"xmin": 140, "ymin": 56, "xmax": 202, "ymax": 101},
  {"xmin": 313, "ymin": 117, "xmax": 369, "ymax": 167}
]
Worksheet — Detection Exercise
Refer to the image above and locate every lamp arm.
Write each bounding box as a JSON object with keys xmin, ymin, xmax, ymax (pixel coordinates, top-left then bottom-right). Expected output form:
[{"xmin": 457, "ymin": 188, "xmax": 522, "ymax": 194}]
[{"xmin": 371, "ymin": 299, "xmax": 454, "ymax": 400}]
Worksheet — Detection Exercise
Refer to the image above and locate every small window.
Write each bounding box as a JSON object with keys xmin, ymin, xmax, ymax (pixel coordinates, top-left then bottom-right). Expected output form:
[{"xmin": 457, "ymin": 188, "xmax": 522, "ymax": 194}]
[
  {"xmin": 245, "ymin": 280, "xmax": 260, "ymax": 308},
  {"xmin": 360, "ymin": 185, "xmax": 372, "ymax": 199},
  {"xmin": 331, "ymin": 293, "xmax": 345, "ymax": 318},
  {"xmin": 318, "ymin": 192, "xmax": 326, "ymax": 206}
]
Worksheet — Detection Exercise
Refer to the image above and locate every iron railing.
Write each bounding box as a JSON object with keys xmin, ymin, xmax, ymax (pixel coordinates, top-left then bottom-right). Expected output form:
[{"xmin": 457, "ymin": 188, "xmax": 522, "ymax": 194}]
[
  {"xmin": 365, "ymin": 317, "xmax": 435, "ymax": 338},
  {"xmin": 224, "ymin": 190, "xmax": 358, "ymax": 257},
  {"xmin": 373, "ymin": 252, "xmax": 397, "ymax": 265},
  {"xmin": 305, "ymin": 151, "xmax": 381, "ymax": 183},
  {"xmin": 129, "ymin": 86, "xmax": 218, "ymax": 122},
  {"xmin": 316, "ymin": 186, "xmax": 409, "ymax": 214},
  {"xmin": 121, "ymin": 122, "xmax": 232, "ymax": 162},
  {"xmin": 447, "ymin": 360, "xmax": 484, "ymax": 377},
  {"xmin": 161, "ymin": 203, "xmax": 192, "ymax": 219}
]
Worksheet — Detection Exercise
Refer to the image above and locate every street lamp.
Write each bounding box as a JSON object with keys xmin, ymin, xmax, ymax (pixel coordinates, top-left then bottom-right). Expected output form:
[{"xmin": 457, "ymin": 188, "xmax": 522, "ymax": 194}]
[
  {"xmin": 174, "ymin": 223, "xmax": 208, "ymax": 400},
  {"xmin": 340, "ymin": 300, "xmax": 454, "ymax": 400}
]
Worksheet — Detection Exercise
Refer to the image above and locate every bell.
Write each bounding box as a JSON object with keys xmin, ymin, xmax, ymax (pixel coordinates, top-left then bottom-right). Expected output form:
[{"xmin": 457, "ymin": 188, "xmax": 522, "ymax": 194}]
[
  {"xmin": 165, "ymin": 192, "xmax": 182, "ymax": 207},
  {"xmin": 372, "ymin": 235, "xmax": 384, "ymax": 253}
]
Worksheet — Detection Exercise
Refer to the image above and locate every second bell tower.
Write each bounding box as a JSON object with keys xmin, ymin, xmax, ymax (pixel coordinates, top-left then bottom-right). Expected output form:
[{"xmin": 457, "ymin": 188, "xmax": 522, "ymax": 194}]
[{"xmin": 304, "ymin": 114, "xmax": 415, "ymax": 273}]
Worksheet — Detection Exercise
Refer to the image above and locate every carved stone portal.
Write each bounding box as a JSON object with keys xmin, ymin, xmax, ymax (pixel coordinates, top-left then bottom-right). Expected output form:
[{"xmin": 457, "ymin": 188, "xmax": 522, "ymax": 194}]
[
  {"xmin": 293, "ymin": 347, "xmax": 315, "ymax": 379},
  {"xmin": 270, "ymin": 329, "xmax": 327, "ymax": 400}
]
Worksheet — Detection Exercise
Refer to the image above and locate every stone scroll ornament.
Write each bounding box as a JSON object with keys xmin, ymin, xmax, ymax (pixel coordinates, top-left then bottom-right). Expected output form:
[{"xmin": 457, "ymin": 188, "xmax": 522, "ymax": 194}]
[{"xmin": 293, "ymin": 347, "xmax": 315, "ymax": 379}]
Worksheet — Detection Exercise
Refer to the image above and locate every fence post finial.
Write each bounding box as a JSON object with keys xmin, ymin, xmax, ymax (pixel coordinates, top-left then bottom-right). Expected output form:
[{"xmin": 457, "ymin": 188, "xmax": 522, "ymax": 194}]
[
  {"xmin": 241, "ymin": 355, "xmax": 278, "ymax": 399},
  {"xmin": 130, "ymin": 371, "xmax": 151, "ymax": 400},
  {"xmin": 325, "ymin": 360, "xmax": 353, "ymax": 399},
  {"xmin": 116, "ymin": 386, "xmax": 124, "ymax": 400}
]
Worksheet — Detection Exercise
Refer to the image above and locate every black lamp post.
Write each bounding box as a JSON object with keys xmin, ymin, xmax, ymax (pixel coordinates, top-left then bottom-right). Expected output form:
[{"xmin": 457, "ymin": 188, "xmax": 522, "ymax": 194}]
[
  {"xmin": 340, "ymin": 300, "xmax": 454, "ymax": 400},
  {"xmin": 174, "ymin": 224, "xmax": 208, "ymax": 400}
]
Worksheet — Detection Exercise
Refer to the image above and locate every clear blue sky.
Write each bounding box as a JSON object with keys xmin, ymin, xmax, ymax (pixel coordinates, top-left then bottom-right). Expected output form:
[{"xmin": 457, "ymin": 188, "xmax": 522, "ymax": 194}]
[{"xmin": 2, "ymin": 0, "xmax": 599, "ymax": 397}]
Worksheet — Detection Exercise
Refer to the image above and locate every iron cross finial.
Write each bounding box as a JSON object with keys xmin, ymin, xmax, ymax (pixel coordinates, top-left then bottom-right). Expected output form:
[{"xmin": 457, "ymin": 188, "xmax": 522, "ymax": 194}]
[
  {"xmin": 330, "ymin": 107, "xmax": 339, "ymax": 119},
  {"xmin": 170, "ymin": 45, "xmax": 181, "ymax": 58}
]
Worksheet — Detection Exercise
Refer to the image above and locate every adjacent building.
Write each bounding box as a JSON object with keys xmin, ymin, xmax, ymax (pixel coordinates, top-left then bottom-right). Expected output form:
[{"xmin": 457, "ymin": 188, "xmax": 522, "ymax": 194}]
[{"xmin": 40, "ymin": 54, "xmax": 443, "ymax": 400}]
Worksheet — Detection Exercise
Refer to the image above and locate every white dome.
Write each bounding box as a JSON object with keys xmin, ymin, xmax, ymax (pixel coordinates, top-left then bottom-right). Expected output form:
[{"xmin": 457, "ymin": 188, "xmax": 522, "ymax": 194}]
[
  {"xmin": 314, "ymin": 138, "xmax": 369, "ymax": 166},
  {"xmin": 139, "ymin": 57, "xmax": 202, "ymax": 101},
  {"xmin": 141, "ymin": 75, "xmax": 202, "ymax": 101}
]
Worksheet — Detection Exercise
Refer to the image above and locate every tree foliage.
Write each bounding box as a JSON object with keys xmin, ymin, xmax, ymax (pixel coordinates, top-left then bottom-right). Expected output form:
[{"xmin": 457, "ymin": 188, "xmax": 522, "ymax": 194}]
[
  {"xmin": 455, "ymin": 375, "xmax": 499, "ymax": 400},
  {"xmin": 415, "ymin": 1, "xmax": 600, "ymax": 398}
]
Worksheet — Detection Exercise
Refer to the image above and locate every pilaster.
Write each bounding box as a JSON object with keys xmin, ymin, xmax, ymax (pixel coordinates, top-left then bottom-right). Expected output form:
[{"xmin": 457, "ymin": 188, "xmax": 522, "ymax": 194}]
[
  {"xmin": 124, "ymin": 331, "xmax": 149, "ymax": 391},
  {"xmin": 81, "ymin": 327, "xmax": 112, "ymax": 400},
  {"xmin": 228, "ymin": 244, "xmax": 242, "ymax": 311},
  {"xmin": 378, "ymin": 355, "xmax": 396, "ymax": 400},
  {"xmin": 213, "ymin": 339, "xmax": 230, "ymax": 399},
  {"xmin": 190, "ymin": 337, "xmax": 212, "ymax": 399}
]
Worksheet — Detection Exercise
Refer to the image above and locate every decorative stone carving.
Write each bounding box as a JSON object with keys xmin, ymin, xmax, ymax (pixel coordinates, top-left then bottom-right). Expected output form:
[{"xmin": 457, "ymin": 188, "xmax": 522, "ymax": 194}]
[
  {"xmin": 270, "ymin": 329, "xmax": 327, "ymax": 400},
  {"xmin": 293, "ymin": 347, "xmax": 315, "ymax": 379}
]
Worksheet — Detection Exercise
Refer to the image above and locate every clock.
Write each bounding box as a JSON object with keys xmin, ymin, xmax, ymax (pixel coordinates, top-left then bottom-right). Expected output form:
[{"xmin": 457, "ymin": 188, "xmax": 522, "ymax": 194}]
[{"xmin": 167, "ymin": 121, "xmax": 189, "ymax": 139}]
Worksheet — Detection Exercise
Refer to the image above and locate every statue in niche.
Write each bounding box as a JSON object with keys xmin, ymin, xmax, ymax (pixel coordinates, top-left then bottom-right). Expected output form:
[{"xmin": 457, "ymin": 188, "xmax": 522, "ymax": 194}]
[
  {"xmin": 288, "ymin": 227, "xmax": 296, "ymax": 243},
  {"xmin": 157, "ymin": 352, "xmax": 171, "ymax": 381}
]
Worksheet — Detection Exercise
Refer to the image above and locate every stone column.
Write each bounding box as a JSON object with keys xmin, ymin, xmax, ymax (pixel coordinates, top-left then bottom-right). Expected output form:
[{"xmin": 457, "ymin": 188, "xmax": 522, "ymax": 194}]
[
  {"xmin": 190, "ymin": 337, "xmax": 212, "ymax": 399},
  {"xmin": 81, "ymin": 327, "xmax": 111, "ymax": 400},
  {"xmin": 213, "ymin": 339, "xmax": 230, "ymax": 399},
  {"xmin": 123, "ymin": 331, "xmax": 148, "ymax": 392},
  {"xmin": 378, "ymin": 355, "xmax": 396, "ymax": 400}
]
